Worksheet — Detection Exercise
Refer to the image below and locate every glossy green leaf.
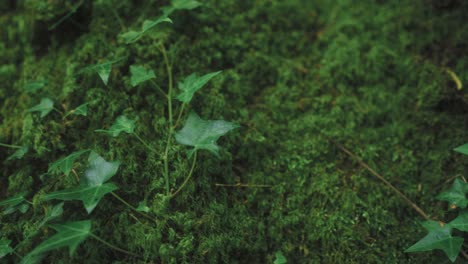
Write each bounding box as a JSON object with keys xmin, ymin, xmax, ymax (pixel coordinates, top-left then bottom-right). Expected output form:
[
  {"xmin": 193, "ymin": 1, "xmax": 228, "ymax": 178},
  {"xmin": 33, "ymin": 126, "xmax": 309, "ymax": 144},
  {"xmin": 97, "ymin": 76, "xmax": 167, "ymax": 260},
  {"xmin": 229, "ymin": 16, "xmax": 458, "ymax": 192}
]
[
  {"xmin": 136, "ymin": 201, "xmax": 150, "ymax": 213},
  {"xmin": 405, "ymin": 221, "xmax": 463, "ymax": 262},
  {"xmin": 43, "ymin": 184, "xmax": 118, "ymax": 214},
  {"xmin": 27, "ymin": 98, "xmax": 54, "ymax": 118},
  {"xmin": 95, "ymin": 115, "xmax": 136, "ymax": 137},
  {"xmin": 175, "ymin": 112, "xmax": 239, "ymax": 157},
  {"xmin": 436, "ymin": 178, "xmax": 468, "ymax": 209},
  {"xmin": 77, "ymin": 58, "xmax": 124, "ymax": 85},
  {"xmin": 448, "ymin": 210, "xmax": 468, "ymax": 232},
  {"xmin": 176, "ymin": 71, "xmax": 221, "ymax": 103},
  {"xmin": 0, "ymin": 239, "xmax": 13, "ymax": 258},
  {"xmin": 24, "ymin": 79, "xmax": 47, "ymax": 93},
  {"xmin": 84, "ymin": 151, "xmax": 120, "ymax": 186},
  {"xmin": 121, "ymin": 16, "xmax": 172, "ymax": 43},
  {"xmin": 130, "ymin": 65, "xmax": 155, "ymax": 87},
  {"xmin": 64, "ymin": 103, "xmax": 88, "ymax": 117},
  {"xmin": 274, "ymin": 251, "xmax": 287, "ymax": 264},
  {"xmin": 454, "ymin": 144, "xmax": 468, "ymax": 155},
  {"xmin": 48, "ymin": 149, "xmax": 89, "ymax": 176},
  {"xmin": 21, "ymin": 220, "xmax": 91, "ymax": 263},
  {"xmin": 7, "ymin": 146, "xmax": 29, "ymax": 161},
  {"xmin": 43, "ymin": 152, "xmax": 120, "ymax": 213}
]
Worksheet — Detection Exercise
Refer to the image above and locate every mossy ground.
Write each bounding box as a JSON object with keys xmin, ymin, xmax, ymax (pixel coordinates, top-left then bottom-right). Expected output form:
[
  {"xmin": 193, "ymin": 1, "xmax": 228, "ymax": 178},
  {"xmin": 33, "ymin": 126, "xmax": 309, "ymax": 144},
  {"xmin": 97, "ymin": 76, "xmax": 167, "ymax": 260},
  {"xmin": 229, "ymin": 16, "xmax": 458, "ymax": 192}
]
[{"xmin": 1, "ymin": 0, "xmax": 468, "ymax": 263}]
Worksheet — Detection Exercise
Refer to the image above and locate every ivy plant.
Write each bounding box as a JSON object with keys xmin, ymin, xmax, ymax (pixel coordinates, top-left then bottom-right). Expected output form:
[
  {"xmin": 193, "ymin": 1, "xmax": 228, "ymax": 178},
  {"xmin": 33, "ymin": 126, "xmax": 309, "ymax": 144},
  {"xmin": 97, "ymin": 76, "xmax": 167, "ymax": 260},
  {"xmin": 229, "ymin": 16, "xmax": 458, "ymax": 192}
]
[{"xmin": 406, "ymin": 143, "xmax": 468, "ymax": 262}]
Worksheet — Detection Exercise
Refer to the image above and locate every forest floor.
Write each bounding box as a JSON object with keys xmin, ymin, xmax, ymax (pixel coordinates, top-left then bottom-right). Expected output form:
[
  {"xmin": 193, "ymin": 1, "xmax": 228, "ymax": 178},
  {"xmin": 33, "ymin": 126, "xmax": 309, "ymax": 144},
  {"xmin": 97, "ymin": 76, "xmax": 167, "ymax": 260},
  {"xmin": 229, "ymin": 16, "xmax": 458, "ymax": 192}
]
[{"xmin": 1, "ymin": 0, "xmax": 467, "ymax": 263}]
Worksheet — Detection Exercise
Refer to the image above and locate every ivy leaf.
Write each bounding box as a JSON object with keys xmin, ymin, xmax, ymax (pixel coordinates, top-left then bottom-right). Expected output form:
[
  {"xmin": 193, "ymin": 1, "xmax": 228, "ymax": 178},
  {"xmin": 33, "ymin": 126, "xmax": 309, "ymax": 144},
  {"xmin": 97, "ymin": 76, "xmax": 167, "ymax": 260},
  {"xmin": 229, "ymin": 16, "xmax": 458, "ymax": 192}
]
[
  {"xmin": 23, "ymin": 79, "xmax": 47, "ymax": 93},
  {"xmin": 0, "ymin": 192, "xmax": 29, "ymax": 215},
  {"xmin": 162, "ymin": 0, "xmax": 202, "ymax": 15},
  {"xmin": 43, "ymin": 152, "xmax": 120, "ymax": 213},
  {"xmin": 136, "ymin": 201, "xmax": 150, "ymax": 213},
  {"xmin": 42, "ymin": 184, "xmax": 118, "ymax": 214},
  {"xmin": 454, "ymin": 144, "xmax": 468, "ymax": 156},
  {"xmin": 95, "ymin": 115, "xmax": 136, "ymax": 137},
  {"xmin": 48, "ymin": 149, "xmax": 89, "ymax": 176},
  {"xmin": 436, "ymin": 178, "xmax": 468, "ymax": 209},
  {"xmin": 405, "ymin": 221, "xmax": 463, "ymax": 262},
  {"xmin": 84, "ymin": 151, "xmax": 120, "ymax": 186},
  {"xmin": 64, "ymin": 103, "xmax": 88, "ymax": 117},
  {"xmin": 21, "ymin": 220, "xmax": 92, "ymax": 263},
  {"xmin": 130, "ymin": 65, "xmax": 155, "ymax": 87},
  {"xmin": 44, "ymin": 202, "xmax": 64, "ymax": 223},
  {"xmin": 175, "ymin": 112, "xmax": 239, "ymax": 157},
  {"xmin": 0, "ymin": 192, "xmax": 27, "ymax": 208},
  {"xmin": 448, "ymin": 210, "xmax": 468, "ymax": 232},
  {"xmin": 121, "ymin": 16, "xmax": 172, "ymax": 44},
  {"xmin": 6, "ymin": 146, "xmax": 29, "ymax": 161},
  {"xmin": 27, "ymin": 98, "xmax": 54, "ymax": 118},
  {"xmin": 77, "ymin": 58, "xmax": 125, "ymax": 85},
  {"xmin": 176, "ymin": 71, "xmax": 221, "ymax": 103},
  {"xmin": 274, "ymin": 251, "xmax": 287, "ymax": 264},
  {"xmin": 0, "ymin": 239, "xmax": 13, "ymax": 258}
]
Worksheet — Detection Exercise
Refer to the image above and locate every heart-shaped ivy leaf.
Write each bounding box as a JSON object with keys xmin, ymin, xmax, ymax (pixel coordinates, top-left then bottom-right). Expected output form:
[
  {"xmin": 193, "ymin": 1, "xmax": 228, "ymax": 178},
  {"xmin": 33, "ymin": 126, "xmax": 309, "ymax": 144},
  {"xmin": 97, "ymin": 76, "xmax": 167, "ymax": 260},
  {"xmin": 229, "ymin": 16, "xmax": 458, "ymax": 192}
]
[
  {"xmin": 95, "ymin": 115, "xmax": 136, "ymax": 137},
  {"xmin": 77, "ymin": 58, "xmax": 125, "ymax": 85},
  {"xmin": 48, "ymin": 149, "xmax": 89, "ymax": 176},
  {"xmin": 27, "ymin": 98, "xmax": 54, "ymax": 118},
  {"xmin": 175, "ymin": 112, "xmax": 239, "ymax": 157},
  {"xmin": 176, "ymin": 71, "xmax": 221, "ymax": 103},
  {"xmin": 43, "ymin": 152, "xmax": 120, "ymax": 213},
  {"xmin": 21, "ymin": 220, "xmax": 92, "ymax": 263},
  {"xmin": 436, "ymin": 178, "xmax": 468, "ymax": 209},
  {"xmin": 130, "ymin": 65, "xmax": 155, "ymax": 87},
  {"xmin": 405, "ymin": 221, "xmax": 463, "ymax": 262},
  {"xmin": 121, "ymin": 16, "xmax": 172, "ymax": 44}
]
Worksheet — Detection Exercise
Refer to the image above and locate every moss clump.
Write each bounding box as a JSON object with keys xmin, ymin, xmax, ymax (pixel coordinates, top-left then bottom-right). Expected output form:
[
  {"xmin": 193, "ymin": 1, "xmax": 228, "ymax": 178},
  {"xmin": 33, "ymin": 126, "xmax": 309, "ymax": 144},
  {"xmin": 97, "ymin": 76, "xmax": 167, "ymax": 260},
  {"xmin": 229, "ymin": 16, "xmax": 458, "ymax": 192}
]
[{"xmin": 1, "ymin": 0, "xmax": 467, "ymax": 263}]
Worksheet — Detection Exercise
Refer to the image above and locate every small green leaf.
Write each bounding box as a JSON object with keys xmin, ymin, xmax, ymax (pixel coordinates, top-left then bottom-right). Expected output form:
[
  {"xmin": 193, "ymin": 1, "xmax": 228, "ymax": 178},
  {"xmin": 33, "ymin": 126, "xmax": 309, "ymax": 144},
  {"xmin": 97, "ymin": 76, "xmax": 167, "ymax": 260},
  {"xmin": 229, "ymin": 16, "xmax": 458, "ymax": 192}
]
[
  {"xmin": 84, "ymin": 151, "xmax": 120, "ymax": 186},
  {"xmin": 274, "ymin": 251, "xmax": 287, "ymax": 264},
  {"xmin": 64, "ymin": 104, "xmax": 88, "ymax": 117},
  {"xmin": 6, "ymin": 146, "xmax": 29, "ymax": 161},
  {"xmin": 436, "ymin": 178, "xmax": 468, "ymax": 209},
  {"xmin": 24, "ymin": 79, "xmax": 47, "ymax": 93},
  {"xmin": 449, "ymin": 210, "xmax": 468, "ymax": 232},
  {"xmin": 48, "ymin": 149, "xmax": 89, "ymax": 176},
  {"xmin": 95, "ymin": 115, "xmax": 136, "ymax": 137},
  {"xmin": 0, "ymin": 239, "xmax": 13, "ymax": 258},
  {"xmin": 27, "ymin": 98, "xmax": 54, "ymax": 118},
  {"xmin": 77, "ymin": 58, "xmax": 125, "ymax": 85},
  {"xmin": 176, "ymin": 71, "xmax": 221, "ymax": 103},
  {"xmin": 136, "ymin": 201, "xmax": 150, "ymax": 213},
  {"xmin": 405, "ymin": 221, "xmax": 463, "ymax": 262},
  {"xmin": 121, "ymin": 16, "xmax": 172, "ymax": 43},
  {"xmin": 454, "ymin": 144, "xmax": 468, "ymax": 155},
  {"xmin": 17, "ymin": 203, "xmax": 29, "ymax": 214},
  {"xmin": 44, "ymin": 202, "xmax": 64, "ymax": 223},
  {"xmin": 162, "ymin": 0, "xmax": 202, "ymax": 15},
  {"xmin": 130, "ymin": 65, "xmax": 155, "ymax": 87},
  {"xmin": 43, "ymin": 152, "xmax": 120, "ymax": 213},
  {"xmin": 175, "ymin": 112, "xmax": 239, "ymax": 157},
  {"xmin": 21, "ymin": 220, "xmax": 91, "ymax": 263}
]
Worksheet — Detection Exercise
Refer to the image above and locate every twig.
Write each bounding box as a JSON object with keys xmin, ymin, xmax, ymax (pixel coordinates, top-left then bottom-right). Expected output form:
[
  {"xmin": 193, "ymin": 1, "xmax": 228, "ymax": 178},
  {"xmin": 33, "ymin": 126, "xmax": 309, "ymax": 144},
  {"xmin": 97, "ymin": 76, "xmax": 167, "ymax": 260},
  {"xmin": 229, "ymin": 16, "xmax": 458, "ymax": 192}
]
[{"xmin": 329, "ymin": 138, "xmax": 430, "ymax": 220}]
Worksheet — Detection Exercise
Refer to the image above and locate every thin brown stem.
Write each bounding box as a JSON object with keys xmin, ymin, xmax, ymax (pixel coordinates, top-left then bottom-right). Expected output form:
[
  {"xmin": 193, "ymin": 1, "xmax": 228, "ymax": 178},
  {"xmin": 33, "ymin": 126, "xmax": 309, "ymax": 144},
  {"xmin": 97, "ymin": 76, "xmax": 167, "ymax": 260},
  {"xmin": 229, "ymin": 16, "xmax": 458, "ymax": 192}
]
[{"xmin": 329, "ymin": 138, "xmax": 430, "ymax": 220}]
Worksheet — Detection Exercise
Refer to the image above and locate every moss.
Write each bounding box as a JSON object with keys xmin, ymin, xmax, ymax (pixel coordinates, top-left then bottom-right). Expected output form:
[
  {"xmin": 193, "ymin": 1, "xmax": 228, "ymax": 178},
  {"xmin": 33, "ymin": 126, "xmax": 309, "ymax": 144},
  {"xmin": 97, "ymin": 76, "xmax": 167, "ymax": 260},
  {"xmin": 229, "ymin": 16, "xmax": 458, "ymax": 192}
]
[{"xmin": 1, "ymin": 0, "xmax": 467, "ymax": 263}]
